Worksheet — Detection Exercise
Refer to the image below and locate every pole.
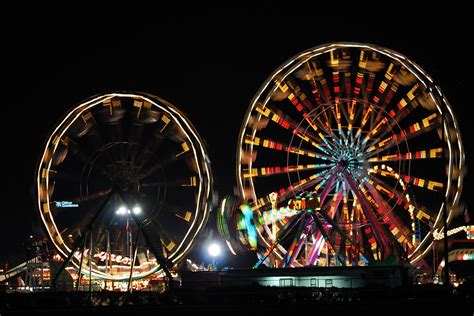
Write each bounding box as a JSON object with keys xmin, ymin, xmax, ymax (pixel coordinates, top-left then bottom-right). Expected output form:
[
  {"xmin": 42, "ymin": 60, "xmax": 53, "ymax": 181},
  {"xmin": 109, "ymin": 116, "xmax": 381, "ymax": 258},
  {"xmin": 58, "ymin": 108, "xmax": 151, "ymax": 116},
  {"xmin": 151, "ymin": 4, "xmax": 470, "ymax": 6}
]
[
  {"xmin": 441, "ymin": 108, "xmax": 450, "ymax": 287},
  {"xmin": 75, "ymin": 234, "xmax": 86, "ymax": 291},
  {"xmin": 128, "ymin": 230, "xmax": 140, "ymax": 293},
  {"xmin": 89, "ymin": 232, "xmax": 92, "ymax": 302}
]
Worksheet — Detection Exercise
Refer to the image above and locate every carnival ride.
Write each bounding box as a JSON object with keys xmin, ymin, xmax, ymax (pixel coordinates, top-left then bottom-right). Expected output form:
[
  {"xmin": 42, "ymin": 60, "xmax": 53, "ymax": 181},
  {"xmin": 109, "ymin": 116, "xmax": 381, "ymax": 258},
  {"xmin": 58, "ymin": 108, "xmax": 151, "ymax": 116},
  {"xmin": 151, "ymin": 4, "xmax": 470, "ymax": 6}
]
[
  {"xmin": 36, "ymin": 92, "xmax": 213, "ymax": 286},
  {"xmin": 219, "ymin": 43, "xmax": 464, "ymax": 269}
]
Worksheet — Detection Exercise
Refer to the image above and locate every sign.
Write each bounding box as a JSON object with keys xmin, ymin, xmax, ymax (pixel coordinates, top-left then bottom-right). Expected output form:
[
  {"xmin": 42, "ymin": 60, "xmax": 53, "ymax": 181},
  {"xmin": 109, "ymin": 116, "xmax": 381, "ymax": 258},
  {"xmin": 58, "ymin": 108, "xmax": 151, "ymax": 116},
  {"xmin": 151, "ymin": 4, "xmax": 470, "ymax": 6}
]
[
  {"xmin": 56, "ymin": 201, "xmax": 79, "ymax": 208},
  {"xmin": 74, "ymin": 249, "xmax": 132, "ymax": 265}
]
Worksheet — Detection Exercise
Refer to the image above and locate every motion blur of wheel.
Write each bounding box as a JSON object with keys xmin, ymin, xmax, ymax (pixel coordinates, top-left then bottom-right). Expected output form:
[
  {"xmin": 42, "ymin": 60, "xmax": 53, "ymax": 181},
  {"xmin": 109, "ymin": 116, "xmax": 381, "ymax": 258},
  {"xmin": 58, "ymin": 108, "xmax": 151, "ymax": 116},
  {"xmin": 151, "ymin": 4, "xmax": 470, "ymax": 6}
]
[
  {"xmin": 36, "ymin": 92, "xmax": 213, "ymax": 280},
  {"xmin": 233, "ymin": 43, "xmax": 464, "ymax": 268}
]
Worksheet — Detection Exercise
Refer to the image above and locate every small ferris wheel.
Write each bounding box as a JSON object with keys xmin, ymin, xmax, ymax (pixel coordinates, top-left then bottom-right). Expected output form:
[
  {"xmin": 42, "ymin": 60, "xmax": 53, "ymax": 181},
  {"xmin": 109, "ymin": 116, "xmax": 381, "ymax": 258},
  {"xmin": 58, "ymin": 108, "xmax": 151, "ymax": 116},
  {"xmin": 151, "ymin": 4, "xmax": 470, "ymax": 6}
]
[{"xmin": 36, "ymin": 92, "xmax": 213, "ymax": 284}]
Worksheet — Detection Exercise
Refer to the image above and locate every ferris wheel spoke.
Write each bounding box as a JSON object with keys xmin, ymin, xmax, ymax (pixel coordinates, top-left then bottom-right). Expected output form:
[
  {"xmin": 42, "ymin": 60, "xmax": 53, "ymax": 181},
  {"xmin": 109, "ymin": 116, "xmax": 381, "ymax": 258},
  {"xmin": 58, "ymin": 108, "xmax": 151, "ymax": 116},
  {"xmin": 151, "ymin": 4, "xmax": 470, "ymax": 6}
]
[
  {"xmin": 103, "ymin": 118, "xmax": 127, "ymax": 165},
  {"xmin": 243, "ymin": 134, "xmax": 333, "ymax": 161},
  {"xmin": 137, "ymin": 147, "xmax": 192, "ymax": 181},
  {"xmin": 251, "ymin": 169, "xmax": 333, "ymax": 213},
  {"xmin": 132, "ymin": 134, "xmax": 166, "ymax": 173},
  {"xmin": 332, "ymin": 103, "xmax": 350, "ymax": 146},
  {"xmin": 375, "ymin": 64, "xmax": 419, "ymax": 126},
  {"xmin": 359, "ymin": 116, "xmax": 391, "ymax": 150},
  {"xmin": 133, "ymin": 115, "xmax": 179, "ymax": 171},
  {"xmin": 367, "ymin": 166, "xmax": 416, "ymax": 203},
  {"xmin": 360, "ymin": 58, "xmax": 385, "ymax": 102},
  {"xmin": 353, "ymin": 204, "xmax": 379, "ymax": 259},
  {"xmin": 365, "ymin": 113, "xmax": 440, "ymax": 157},
  {"xmin": 362, "ymin": 180, "xmax": 414, "ymax": 249},
  {"xmin": 343, "ymin": 170, "xmax": 392, "ymax": 258},
  {"xmin": 318, "ymin": 111, "xmax": 343, "ymax": 148},
  {"xmin": 377, "ymin": 84, "xmax": 423, "ymax": 139},
  {"xmin": 370, "ymin": 61, "xmax": 397, "ymax": 100},
  {"xmin": 352, "ymin": 104, "xmax": 375, "ymax": 143},
  {"xmin": 68, "ymin": 188, "xmax": 114, "ymax": 205},
  {"xmin": 124, "ymin": 122, "xmax": 146, "ymax": 165},
  {"xmin": 274, "ymin": 76, "xmax": 331, "ymax": 135},
  {"xmin": 317, "ymin": 171, "xmax": 338, "ymax": 205},
  {"xmin": 373, "ymin": 168, "xmax": 444, "ymax": 193},
  {"xmin": 254, "ymin": 104, "xmax": 335, "ymax": 156},
  {"xmin": 81, "ymin": 111, "xmax": 125, "ymax": 168},
  {"xmin": 345, "ymin": 49, "xmax": 374, "ymax": 134},
  {"xmin": 155, "ymin": 200, "xmax": 197, "ymax": 225},
  {"xmin": 367, "ymin": 173, "xmax": 406, "ymax": 203},
  {"xmin": 273, "ymin": 76, "xmax": 313, "ymax": 111},
  {"xmin": 242, "ymin": 162, "xmax": 333, "ymax": 179},
  {"xmin": 140, "ymin": 175, "xmax": 198, "ymax": 189},
  {"xmin": 302, "ymin": 59, "xmax": 333, "ymax": 106},
  {"xmin": 63, "ymin": 137, "xmax": 112, "ymax": 179},
  {"xmin": 367, "ymin": 148, "xmax": 443, "ymax": 163},
  {"xmin": 371, "ymin": 66, "xmax": 403, "ymax": 124}
]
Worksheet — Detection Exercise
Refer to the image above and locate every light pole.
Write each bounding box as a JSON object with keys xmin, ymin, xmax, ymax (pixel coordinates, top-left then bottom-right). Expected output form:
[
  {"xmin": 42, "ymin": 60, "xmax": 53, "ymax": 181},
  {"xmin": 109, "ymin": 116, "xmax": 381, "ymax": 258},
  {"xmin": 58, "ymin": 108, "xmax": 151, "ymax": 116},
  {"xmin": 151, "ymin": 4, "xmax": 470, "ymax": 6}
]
[
  {"xmin": 116, "ymin": 205, "xmax": 142, "ymax": 292},
  {"xmin": 116, "ymin": 205, "xmax": 142, "ymax": 267}
]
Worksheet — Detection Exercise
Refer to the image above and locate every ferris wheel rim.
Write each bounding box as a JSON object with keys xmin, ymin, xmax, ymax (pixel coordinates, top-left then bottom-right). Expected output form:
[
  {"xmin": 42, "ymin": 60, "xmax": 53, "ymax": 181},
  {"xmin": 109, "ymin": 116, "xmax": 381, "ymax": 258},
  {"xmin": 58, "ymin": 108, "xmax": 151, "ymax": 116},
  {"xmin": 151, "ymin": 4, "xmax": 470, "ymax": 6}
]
[
  {"xmin": 36, "ymin": 91, "xmax": 213, "ymax": 280},
  {"xmin": 235, "ymin": 42, "xmax": 464, "ymax": 267}
]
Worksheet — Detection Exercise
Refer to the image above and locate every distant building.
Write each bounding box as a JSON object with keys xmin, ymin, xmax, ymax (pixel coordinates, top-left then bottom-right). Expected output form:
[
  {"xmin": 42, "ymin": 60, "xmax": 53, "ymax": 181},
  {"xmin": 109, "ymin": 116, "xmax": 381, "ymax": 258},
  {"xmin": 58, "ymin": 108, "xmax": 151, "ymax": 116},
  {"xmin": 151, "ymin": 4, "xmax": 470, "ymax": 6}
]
[{"xmin": 181, "ymin": 265, "xmax": 409, "ymax": 289}]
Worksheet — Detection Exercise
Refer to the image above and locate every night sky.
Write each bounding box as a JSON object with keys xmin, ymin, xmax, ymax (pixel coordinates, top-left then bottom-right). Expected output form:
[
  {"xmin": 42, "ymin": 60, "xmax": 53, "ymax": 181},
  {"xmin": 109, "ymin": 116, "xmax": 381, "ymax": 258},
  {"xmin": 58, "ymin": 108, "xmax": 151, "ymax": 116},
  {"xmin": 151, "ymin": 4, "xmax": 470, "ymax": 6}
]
[{"xmin": 1, "ymin": 5, "xmax": 471, "ymax": 269}]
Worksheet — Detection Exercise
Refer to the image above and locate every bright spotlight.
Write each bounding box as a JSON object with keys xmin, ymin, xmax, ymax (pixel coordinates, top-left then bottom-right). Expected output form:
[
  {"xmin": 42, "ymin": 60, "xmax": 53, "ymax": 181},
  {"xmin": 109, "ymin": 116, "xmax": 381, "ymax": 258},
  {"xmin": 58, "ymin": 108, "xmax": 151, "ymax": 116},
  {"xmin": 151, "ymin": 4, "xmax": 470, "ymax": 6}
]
[
  {"xmin": 116, "ymin": 206, "xmax": 127, "ymax": 215},
  {"xmin": 132, "ymin": 206, "xmax": 141, "ymax": 215},
  {"xmin": 208, "ymin": 243, "xmax": 221, "ymax": 258}
]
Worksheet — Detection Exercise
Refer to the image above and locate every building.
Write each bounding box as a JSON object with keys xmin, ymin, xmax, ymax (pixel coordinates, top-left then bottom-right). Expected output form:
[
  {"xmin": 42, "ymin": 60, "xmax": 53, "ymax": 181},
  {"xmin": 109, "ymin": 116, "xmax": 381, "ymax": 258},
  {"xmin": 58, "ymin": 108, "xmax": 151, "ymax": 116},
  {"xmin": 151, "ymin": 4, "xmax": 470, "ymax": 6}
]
[{"xmin": 181, "ymin": 265, "xmax": 409, "ymax": 289}]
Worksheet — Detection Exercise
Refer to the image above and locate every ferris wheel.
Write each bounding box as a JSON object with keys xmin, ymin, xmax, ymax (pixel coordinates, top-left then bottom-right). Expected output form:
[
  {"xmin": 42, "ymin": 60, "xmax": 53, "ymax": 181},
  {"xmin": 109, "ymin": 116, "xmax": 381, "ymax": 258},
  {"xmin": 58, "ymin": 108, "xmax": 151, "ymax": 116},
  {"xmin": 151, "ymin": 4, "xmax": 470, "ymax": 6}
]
[
  {"xmin": 223, "ymin": 43, "xmax": 464, "ymax": 268},
  {"xmin": 36, "ymin": 92, "xmax": 213, "ymax": 282}
]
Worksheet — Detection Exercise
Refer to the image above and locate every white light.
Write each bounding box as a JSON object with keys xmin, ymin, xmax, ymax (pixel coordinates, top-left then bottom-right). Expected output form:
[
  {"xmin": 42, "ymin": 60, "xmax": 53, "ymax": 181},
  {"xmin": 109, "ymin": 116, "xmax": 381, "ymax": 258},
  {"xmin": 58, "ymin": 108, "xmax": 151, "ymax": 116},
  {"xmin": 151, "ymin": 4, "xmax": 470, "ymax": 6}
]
[
  {"xmin": 116, "ymin": 206, "xmax": 127, "ymax": 215},
  {"xmin": 208, "ymin": 243, "xmax": 221, "ymax": 258},
  {"xmin": 132, "ymin": 206, "xmax": 141, "ymax": 215}
]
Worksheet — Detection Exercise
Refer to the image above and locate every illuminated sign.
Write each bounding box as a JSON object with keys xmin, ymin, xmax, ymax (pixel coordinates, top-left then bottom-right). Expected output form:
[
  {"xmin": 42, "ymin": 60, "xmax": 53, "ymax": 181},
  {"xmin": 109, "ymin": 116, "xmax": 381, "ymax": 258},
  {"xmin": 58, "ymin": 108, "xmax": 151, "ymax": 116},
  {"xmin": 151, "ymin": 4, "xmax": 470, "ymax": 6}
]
[
  {"xmin": 94, "ymin": 251, "xmax": 132, "ymax": 265},
  {"xmin": 56, "ymin": 201, "xmax": 79, "ymax": 208},
  {"xmin": 74, "ymin": 249, "xmax": 132, "ymax": 265},
  {"xmin": 288, "ymin": 197, "xmax": 320, "ymax": 212}
]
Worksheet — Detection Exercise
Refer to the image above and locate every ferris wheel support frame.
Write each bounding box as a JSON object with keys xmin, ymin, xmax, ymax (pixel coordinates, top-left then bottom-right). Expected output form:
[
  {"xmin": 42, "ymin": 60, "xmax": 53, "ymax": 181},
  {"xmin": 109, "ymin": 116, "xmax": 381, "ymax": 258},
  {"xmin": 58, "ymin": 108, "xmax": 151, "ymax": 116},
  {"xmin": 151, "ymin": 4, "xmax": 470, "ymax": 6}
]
[
  {"xmin": 51, "ymin": 188, "xmax": 175, "ymax": 292},
  {"xmin": 52, "ymin": 190, "xmax": 114, "ymax": 291},
  {"xmin": 116, "ymin": 190, "xmax": 174, "ymax": 291}
]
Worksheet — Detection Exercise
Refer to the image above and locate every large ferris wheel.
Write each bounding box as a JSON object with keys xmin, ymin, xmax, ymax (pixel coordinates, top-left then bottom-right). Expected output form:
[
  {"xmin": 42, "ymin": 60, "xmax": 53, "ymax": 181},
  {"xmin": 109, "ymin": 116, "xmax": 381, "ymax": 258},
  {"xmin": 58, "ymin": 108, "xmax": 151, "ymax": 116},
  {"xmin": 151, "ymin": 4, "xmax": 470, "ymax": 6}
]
[
  {"xmin": 36, "ymin": 92, "xmax": 213, "ymax": 282},
  {"xmin": 220, "ymin": 42, "xmax": 464, "ymax": 268}
]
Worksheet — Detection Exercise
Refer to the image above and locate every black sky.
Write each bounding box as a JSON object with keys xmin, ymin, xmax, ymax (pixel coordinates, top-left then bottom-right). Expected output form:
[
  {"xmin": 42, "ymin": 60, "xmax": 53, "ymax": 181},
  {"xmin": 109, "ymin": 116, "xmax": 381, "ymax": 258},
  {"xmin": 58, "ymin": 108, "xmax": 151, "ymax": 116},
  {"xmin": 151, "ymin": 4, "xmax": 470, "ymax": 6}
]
[{"xmin": 1, "ymin": 5, "xmax": 471, "ymax": 268}]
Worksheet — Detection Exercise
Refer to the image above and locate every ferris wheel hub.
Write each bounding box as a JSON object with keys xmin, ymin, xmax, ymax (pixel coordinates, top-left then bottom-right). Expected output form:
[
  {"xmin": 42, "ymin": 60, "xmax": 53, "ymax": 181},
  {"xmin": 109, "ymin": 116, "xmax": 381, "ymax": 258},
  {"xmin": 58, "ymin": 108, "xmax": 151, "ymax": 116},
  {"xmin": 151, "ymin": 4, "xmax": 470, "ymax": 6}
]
[{"xmin": 336, "ymin": 159, "xmax": 349, "ymax": 169}]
